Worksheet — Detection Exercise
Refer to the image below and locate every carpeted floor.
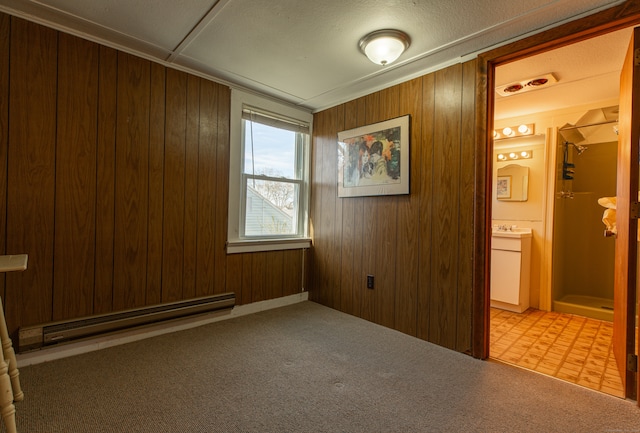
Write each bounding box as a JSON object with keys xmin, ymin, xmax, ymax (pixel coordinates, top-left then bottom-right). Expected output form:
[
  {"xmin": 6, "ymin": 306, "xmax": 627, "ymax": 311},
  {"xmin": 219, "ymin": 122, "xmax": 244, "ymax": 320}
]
[{"xmin": 3, "ymin": 301, "xmax": 639, "ymax": 432}]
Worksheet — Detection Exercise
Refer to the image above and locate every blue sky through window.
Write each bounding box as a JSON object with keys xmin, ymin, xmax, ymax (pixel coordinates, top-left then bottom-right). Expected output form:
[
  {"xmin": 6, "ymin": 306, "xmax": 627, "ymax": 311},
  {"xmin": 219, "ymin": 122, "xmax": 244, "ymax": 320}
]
[{"xmin": 244, "ymin": 121, "xmax": 296, "ymax": 178}]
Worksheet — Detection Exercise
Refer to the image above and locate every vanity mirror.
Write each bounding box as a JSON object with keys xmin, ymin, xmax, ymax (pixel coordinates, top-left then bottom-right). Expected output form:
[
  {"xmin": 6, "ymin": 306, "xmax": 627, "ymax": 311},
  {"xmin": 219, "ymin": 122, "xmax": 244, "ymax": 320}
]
[{"xmin": 496, "ymin": 164, "xmax": 529, "ymax": 201}]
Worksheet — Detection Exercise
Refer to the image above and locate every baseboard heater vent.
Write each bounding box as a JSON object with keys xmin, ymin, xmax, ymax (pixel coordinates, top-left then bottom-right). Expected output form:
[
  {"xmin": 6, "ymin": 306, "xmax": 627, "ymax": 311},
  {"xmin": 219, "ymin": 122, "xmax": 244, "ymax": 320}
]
[{"xmin": 18, "ymin": 292, "xmax": 235, "ymax": 352}]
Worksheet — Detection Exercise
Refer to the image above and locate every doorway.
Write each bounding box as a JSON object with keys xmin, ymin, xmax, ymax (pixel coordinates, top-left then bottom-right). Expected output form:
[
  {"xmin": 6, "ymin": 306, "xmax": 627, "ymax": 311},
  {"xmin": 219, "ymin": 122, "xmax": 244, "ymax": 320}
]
[
  {"xmin": 473, "ymin": 2, "xmax": 640, "ymax": 402},
  {"xmin": 488, "ymin": 30, "xmax": 628, "ymax": 396}
]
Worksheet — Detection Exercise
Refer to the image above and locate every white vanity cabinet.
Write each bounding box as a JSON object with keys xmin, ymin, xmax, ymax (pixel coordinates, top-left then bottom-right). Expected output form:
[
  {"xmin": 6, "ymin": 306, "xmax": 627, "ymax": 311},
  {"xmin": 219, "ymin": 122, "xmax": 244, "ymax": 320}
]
[{"xmin": 490, "ymin": 229, "xmax": 532, "ymax": 313}]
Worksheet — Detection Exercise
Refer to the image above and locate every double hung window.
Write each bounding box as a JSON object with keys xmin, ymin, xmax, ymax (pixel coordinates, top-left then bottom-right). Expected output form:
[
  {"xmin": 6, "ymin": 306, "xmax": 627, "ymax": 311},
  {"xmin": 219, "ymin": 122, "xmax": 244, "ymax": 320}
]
[
  {"xmin": 241, "ymin": 109, "xmax": 308, "ymax": 237},
  {"xmin": 227, "ymin": 90, "xmax": 312, "ymax": 253}
]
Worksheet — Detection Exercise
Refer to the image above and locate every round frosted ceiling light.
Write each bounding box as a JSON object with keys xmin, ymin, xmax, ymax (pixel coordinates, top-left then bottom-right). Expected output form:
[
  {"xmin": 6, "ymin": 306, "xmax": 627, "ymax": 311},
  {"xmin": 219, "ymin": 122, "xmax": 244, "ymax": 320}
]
[{"xmin": 359, "ymin": 30, "xmax": 411, "ymax": 66}]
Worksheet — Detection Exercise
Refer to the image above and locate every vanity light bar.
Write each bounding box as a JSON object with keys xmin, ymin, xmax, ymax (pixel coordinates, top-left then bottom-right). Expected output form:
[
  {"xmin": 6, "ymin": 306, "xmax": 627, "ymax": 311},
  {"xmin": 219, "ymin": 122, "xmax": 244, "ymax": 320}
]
[
  {"xmin": 497, "ymin": 150, "xmax": 533, "ymax": 161},
  {"xmin": 493, "ymin": 123, "xmax": 534, "ymax": 140}
]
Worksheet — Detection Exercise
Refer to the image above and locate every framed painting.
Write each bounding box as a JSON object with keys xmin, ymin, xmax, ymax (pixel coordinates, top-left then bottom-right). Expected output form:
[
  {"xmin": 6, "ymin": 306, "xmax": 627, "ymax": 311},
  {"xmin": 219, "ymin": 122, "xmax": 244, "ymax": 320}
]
[
  {"xmin": 496, "ymin": 175, "xmax": 512, "ymax": 200},
  {"xmin": 337, "ymin": 115, "xmax": 410, "ymax": 198}
]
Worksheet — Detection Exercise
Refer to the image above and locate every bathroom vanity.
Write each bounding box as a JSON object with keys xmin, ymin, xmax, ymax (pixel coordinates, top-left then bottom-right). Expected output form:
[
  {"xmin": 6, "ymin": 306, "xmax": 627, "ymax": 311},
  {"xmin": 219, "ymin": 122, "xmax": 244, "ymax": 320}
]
[{"xmin": 490, "ymin": 228, "xmax": 532, "ymax": 313}]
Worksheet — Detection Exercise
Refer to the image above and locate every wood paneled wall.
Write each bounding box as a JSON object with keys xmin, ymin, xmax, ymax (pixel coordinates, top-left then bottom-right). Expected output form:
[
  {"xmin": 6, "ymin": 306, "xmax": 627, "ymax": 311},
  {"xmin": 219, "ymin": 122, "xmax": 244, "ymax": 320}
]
[
  {"xmin": 0, "ymin": 14, "xmax": 304, "ymax": 341},
  {"xmin": 309, "ymin": 60, "xmax": 477, "ymax": 353}
]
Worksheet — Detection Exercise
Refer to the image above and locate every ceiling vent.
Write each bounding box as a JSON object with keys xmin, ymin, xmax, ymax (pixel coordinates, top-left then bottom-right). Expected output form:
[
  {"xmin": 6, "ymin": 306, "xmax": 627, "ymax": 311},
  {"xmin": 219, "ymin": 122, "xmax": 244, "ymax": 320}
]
[{"xmin": 496, "ymin": 73, "xmax": 558, "ymax": 97}]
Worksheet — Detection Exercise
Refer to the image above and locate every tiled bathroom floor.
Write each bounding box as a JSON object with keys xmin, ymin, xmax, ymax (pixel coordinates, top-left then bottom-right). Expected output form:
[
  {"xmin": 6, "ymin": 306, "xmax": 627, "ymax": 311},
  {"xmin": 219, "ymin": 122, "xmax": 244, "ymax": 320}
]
[{"xmin": 490, "ymin": 307, "xmax": 624, "ymax": 397}]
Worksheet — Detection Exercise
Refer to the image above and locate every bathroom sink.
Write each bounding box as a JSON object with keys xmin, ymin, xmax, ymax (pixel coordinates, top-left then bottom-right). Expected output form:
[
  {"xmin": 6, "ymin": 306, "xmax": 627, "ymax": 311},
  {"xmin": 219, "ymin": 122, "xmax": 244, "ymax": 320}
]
[{"xmin": 492, "ymin": 227, "xmax": 532, "ymax": 238}]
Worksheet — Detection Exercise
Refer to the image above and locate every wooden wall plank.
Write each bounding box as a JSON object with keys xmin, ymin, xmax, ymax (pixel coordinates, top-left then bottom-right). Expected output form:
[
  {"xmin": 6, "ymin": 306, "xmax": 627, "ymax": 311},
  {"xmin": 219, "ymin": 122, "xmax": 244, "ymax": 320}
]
[
  {"xmin": 282, "ymin": 249, "xmax": 301, "ymax": 297},
  {"xmin": 251, "ymin": 252, "xmax": 266, "ymax": 302},
  {"xmin": 361, "ymin": 92, "xmax": 380, "ymax": 324},
  {"xmin": 162, "ymin": 68, "xmax": 187, "ymax": 303},
  {"xmin": 241, "ymin": 254, "xmax": 253, "ymax": 305},
  {"xmin": 395, "ymin": 77, "xmax": 423, "ymax": 336},
  {"xmin": 53, "ymin": 33, "xmax": 99, "ymax": 320},
  {"xmin": 147, "ymin": 62, "xmax": 166, "ymax": 306},
  {"xmin": 320, "ymin": 108, "xmax": 338, "ymax": 309},
  {"xmin": 213, "ymin": 86, "xmax": 230, "ymax": 294},
  {"xmin": 333, "ymin": 105, "xmax": 345, "ymax": 311},
  {"xmin": 352, "ymin": 100, "xmax": 367, "ymax": 318},
  {"xmin": 456, "ymin": 59, "xmax": 477, "ymax": 352},
  {"xmin": 225, "ymin": 254, "xmax": 243, "ymax": 300},
  {"xmin": 183, "ymin": 75, "xmax": 200, "ymax": 300},
  {"xmin": 430, "ymin": 64, "xmax": 463, "ymax": 349},
  {"xmin": 94, "ymin": 45, "xmax": 118, "ymax": 315},
  {"xmin": 0, "ymin": 13, "xmax": 10, "ymax": 301},
  {"xmin": 267, "ymin": 250, "xmax": 284, "ymax": 299},
  {"xmin": 417, "ymin": 73, "xmax": 435, "ymax": 341},
  {"xmin": 196, "ymin": 79, "xmax": 218, "ymax": 297},
  {"xmin": 6, "ymin": 18, "xmax": 58, "ymax": 334},
  {"xmin": 113, "ymin": 52, "xmax": 150, "ymax": 310},
  {"xmin": 303, "ymin": 248, "xmax": 311, "ymax": 293},
  {"xmin": 360, "ymin": 193, "xmax": 376, "ymax": 322},
  {"xmin": 376, "ymin": 86, "xmax": 399, "ymax": 329},
  {"xmin": 338, "ymin": 100, "xmax": 358, "ymax": 316}
]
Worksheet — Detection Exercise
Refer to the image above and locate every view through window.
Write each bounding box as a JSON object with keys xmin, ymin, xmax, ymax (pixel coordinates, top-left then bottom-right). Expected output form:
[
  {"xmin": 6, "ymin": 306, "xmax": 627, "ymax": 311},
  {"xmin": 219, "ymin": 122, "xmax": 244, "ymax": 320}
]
[{"xmin": 241, "ymin": 109, "xmax": 309, "ymax": 238}]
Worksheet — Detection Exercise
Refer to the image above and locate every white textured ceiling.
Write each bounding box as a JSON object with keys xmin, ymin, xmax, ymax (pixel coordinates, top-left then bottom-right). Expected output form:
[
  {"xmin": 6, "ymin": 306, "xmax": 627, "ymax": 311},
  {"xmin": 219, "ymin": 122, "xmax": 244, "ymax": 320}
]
[{"xmin": 0, "ymin": 0, "xmax": 629, "ymax": 112}]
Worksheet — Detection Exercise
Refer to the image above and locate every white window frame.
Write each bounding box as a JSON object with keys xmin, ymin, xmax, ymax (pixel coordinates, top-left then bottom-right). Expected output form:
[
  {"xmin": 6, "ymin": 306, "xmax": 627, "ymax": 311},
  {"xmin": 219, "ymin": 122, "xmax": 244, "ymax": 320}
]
[{"xmin": 227, "ymin": 89, "xmax": 312, "ymax": 254}]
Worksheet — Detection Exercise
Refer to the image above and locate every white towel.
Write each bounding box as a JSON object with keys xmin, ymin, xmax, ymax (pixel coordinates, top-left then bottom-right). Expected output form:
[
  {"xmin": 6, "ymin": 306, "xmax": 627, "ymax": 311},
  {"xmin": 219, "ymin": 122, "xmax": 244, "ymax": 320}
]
[
  {"xmin": 598, "ymin": 196, "xmax": 616, "ymax": 235},
  {"xmin": 601, "ymin": 208, "xmax": 616, "ymax": 234},
  {"xmin": 597, "ymin": 195, "xmax": 640, "ymax": 240},
  {"xmin": 597, "ymin": 196, "xmax": 616, "ymax": 209}
]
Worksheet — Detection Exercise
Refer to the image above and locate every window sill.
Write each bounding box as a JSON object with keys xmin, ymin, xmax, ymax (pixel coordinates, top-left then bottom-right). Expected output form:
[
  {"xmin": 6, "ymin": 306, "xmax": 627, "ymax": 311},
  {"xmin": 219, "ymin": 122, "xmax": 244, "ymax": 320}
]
[{"xmin": 226, "ymin": 238, "xmax": 311, "ymax": 254}]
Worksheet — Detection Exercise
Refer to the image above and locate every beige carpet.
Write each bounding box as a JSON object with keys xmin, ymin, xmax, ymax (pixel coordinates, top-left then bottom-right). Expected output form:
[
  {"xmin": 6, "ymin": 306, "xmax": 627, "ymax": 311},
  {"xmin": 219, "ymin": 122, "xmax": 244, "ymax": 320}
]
[{"xmin": 3, "ymin": 301, "xmax": 639, "ymax": 432}]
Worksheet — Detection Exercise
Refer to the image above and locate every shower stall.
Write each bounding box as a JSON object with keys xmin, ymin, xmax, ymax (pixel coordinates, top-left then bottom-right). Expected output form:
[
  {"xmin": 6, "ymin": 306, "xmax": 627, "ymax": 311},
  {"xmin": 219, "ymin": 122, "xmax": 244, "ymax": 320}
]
[{"xmin": 551, "ymin": 106, "xmax": 619, "ymax": 321}]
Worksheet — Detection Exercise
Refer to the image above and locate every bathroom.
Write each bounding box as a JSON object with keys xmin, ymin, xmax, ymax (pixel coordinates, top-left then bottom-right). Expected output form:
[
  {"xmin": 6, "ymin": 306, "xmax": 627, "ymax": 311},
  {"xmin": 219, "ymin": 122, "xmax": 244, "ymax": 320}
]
[
  {"xmin": 491, "ymin": 106, "xmax": 619, "ymax": 318},
  {"xmin": 489, "ymin": 100, "xmax": 624, "ymax": 395}
]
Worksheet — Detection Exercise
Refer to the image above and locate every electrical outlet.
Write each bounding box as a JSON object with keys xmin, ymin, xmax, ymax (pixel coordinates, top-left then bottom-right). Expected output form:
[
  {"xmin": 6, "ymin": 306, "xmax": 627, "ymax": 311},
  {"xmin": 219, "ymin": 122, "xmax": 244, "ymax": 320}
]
[{"xmin": 366, "ymin": 275, "xmax": 374, "ymax": 289}]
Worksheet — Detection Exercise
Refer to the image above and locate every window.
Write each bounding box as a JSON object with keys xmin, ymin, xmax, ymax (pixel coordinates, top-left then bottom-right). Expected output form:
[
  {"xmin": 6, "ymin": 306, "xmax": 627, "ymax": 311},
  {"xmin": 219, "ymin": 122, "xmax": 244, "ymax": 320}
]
[
  {"xmin": 227, "ymin": 90, "xmax": 312, "ymax": 254},
  {"xmin": 241, "ymin": 108, "xmax": 308, "ymax": 237}
]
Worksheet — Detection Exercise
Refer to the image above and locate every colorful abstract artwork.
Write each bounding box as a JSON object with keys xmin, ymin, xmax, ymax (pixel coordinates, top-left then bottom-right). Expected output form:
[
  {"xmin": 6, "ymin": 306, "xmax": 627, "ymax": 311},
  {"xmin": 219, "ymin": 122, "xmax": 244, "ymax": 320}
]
[{"xmin": 337, "ymin": 115, "xmax": 410, "ymax": 197}]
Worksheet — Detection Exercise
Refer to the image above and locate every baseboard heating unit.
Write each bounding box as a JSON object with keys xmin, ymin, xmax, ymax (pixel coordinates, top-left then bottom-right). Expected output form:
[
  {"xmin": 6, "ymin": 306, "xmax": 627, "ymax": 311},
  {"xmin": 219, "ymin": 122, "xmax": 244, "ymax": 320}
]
[{"xmin": 18, "ymin": 292, "xmax": 235, "ymax": 352}]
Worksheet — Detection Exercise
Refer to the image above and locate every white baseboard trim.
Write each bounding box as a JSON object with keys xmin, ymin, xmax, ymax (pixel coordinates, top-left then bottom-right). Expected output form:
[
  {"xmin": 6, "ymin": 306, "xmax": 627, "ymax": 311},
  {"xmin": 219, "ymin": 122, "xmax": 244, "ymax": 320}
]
[{"xmin": 16, "ymin": 291, "xmax": 309, "ymax": 368}]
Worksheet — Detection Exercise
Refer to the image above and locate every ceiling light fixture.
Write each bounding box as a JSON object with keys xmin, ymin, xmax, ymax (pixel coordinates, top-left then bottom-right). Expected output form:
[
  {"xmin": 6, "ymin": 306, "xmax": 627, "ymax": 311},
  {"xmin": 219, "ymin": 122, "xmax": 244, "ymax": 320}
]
[{"xmin": 359, "ymin": 29, "xmax": 411, "ymax": 66}]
